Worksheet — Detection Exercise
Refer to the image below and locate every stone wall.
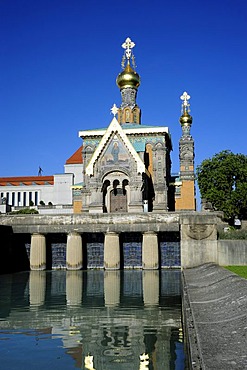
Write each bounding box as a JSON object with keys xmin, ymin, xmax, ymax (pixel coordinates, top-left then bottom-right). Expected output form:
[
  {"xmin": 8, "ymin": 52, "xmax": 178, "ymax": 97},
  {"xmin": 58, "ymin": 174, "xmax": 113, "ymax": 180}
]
[
  {"xmin": 180, "ymin": 213, "xmax": 219, "ymax": 268},
  {"xmin": 3, "ymin": 211, "xmax": 247, "ymax": 270},
  {"xmin": 0, "ymin": 213, "xmax": 180, "ymax": 234},
  {"xmin": 182, "ymin": 263, "xmax": 247, "ymax": 369},
  {"xmin": 218, "ymin": 240, "xmax": 247, "ymax": 265},
  {"xmin": 241, "ymin": 220, "xmax": 247, "ymax": 230}
]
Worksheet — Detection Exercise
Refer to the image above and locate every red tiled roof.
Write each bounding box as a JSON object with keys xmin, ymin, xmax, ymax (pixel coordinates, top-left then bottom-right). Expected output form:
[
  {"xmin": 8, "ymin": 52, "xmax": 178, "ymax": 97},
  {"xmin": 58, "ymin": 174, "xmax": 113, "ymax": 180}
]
[
  {"xmin": 0, "ymin": 176, "xmax": 54, "ymax": 186},
  {"xmin": 66, "ymin": 146, "xmax": 83, "ymax": 164}
]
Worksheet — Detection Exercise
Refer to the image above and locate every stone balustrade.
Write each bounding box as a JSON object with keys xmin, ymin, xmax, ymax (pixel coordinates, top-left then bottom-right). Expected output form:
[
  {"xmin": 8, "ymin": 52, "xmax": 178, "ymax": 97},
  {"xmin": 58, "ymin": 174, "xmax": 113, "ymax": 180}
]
[
  {"xmin": 29, "ymin": 231, "xmax": 161, "ymax": 270},
  {"xmin": 1, "ymin": 211, "xmax": 229, "ymax": 270}
]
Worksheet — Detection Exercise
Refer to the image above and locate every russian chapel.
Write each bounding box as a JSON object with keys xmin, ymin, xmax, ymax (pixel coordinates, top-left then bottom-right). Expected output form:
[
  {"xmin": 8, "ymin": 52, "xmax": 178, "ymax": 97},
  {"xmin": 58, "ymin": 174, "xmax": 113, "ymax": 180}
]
[{"xmin": 74, "ymin": 38, "xmax": 195, "ymax": 213}]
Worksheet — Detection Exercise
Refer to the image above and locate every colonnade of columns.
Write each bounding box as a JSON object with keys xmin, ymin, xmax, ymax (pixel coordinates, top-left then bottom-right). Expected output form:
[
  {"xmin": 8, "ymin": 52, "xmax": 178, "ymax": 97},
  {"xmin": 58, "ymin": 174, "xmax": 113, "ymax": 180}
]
[
  {"xmin": 1, "ymin": 190, "xmax": 39, "ymax": 207},
  {"xmin": 30, "ymin": 231, "xmax": 159, "ymax": 271}
]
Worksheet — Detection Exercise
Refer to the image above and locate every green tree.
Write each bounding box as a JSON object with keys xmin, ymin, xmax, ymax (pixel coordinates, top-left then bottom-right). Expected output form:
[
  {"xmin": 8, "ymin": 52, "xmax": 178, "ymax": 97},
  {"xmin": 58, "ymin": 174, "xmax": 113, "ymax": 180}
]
[{"xmin": 196, "ymin": 150, "xmax": 247, "ymax": 221}]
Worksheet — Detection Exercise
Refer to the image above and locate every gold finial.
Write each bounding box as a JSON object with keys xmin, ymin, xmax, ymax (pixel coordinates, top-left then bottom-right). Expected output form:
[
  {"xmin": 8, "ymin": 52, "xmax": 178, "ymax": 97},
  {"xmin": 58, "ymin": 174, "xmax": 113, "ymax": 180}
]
[
  {"xmin": 180, "ymin": 91, "xmax": 192, "ymax": 131},
  {"xmin": 121, "ymin": 37, "xmax": 136, "ymax": 69},
  {"xmin": 117, "ymin": 37, "xmax": 140, "ymax": 90},
  {"xmin": 110, "ymin": 103, "xmax": 118, "ymax": 117}
]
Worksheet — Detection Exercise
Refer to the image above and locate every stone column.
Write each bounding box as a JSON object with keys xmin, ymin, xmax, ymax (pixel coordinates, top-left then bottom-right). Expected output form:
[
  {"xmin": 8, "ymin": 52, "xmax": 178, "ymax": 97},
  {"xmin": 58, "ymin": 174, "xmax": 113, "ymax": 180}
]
[
  {"xmin": 143, "ymin": 270, "xmax": 159, "ymax": 306},
  {"xmin": 104, "ymin": 232, "xmax": 120, "ymax": 269},
  {"xmin": 66, "ymin": 232, "xmax": 83, "ymax": 270},
  {"xmin": 142, "ymin": 231, "xmax": 159, "ymax": 269},
  {"xmin": 104, "ymin": 271, "xmax": 120, "ymax": 306},
  {"xmin": 29, "ymin": 271, "xmax": 46, "ymax": 306},
  {"xmin": 66, "ymin": 271, "xmax": 83, "ymax": 306},
  {"xmin": 128, "ymin": 181, "xmax": 143, "ymax": 213},
  {"xmin": 30, "ymin": 233, "xmax": 46, "ymax": 270},
  {"xmin": 152, "ymin": 145, "xmax": 168, "ymax": 212}
]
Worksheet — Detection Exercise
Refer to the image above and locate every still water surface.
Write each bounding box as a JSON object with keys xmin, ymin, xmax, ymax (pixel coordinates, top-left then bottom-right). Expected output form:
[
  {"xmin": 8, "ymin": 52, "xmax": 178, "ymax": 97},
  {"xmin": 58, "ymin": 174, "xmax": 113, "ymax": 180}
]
[{"xmin": 0, "ymin": 270, "xmax": 185, "ymax": 370}]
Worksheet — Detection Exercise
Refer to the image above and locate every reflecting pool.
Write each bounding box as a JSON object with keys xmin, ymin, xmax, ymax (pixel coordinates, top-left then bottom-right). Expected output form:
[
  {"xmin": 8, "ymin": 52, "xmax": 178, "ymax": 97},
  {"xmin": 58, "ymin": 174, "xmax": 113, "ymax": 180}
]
[{"xmin": 0, "ymin": 270, "xmax": 185, "ymax": 369}]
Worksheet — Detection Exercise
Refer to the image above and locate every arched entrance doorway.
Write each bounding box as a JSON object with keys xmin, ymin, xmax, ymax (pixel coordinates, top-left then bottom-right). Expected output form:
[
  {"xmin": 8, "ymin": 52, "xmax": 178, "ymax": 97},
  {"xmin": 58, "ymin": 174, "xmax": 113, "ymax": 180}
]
[
  {"xmin": 102, "ymin": 172, "xmax": 129, "ymax": 213},
  {"xmin": 110, "ymin": 188, "xmax": 127, "ymax": 212}
]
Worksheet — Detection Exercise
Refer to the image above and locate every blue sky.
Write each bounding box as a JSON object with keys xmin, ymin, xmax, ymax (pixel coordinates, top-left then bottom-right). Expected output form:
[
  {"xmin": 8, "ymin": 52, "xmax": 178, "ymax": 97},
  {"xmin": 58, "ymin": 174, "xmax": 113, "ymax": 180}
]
[{"xmin": 0, "ymin": 0, "xmax": 246, "ymax": 185}]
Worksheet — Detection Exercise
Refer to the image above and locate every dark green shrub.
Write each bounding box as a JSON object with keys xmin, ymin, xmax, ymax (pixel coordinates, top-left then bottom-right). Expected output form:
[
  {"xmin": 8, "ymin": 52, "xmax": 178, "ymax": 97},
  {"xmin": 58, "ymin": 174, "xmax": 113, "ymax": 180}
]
[
  {"xmin": 9, "ymin": 208, "xmax": 39, "ymax": 215},
  {"xmin": 218, "ymin": 228, "xmax": 247, "ymax": 240}
]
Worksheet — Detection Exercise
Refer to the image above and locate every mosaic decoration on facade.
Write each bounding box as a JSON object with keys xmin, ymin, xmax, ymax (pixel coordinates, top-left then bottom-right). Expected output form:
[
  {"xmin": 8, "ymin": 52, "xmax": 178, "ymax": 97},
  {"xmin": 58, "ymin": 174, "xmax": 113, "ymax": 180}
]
[
  {"xmin": 129, "ymin": 135, "xmax": 166, "ymax": 145},
  {"xmin": 128, "ymin": 135, "xmax": 166, "ymax": 152},
  {"xmin": 100, "ymin": 135, "xmax": 131, "ymax": 170},
  {"xmin": 159, "ymin": 232, "xmax": 181, "ymax": 268},
  {"xmin": 122, "ymin": 233, "xmax": 142, "ymax": 268},
  {"xmin": 84, "ymin": 138, "xmax": 101, "ymax": 148},
  {"xmin": 72, "ymin": 189, "xmax": 82, "ymax": 197},
  {"xmin": 86, "ymin": 233, "xmax": 104, "ymax": 268},
  {"xmin": 51, "ymin": 243, "xmax": 66, "ymax": 269},
  {"xmin": 160, "ymin": 241, "xmax": 181, "ymax": 267}
]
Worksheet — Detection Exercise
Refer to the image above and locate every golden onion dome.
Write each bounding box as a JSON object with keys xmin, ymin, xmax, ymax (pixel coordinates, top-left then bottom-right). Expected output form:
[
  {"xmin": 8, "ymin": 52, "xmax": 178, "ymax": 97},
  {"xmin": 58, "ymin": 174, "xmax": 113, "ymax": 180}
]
[
  {"xmin": 116, "ymin": 64, "xmax": 140, "ymax": 90},
  {"xmin": 180, "ymin": 111, "xmax": 193, "ymax": 126}
]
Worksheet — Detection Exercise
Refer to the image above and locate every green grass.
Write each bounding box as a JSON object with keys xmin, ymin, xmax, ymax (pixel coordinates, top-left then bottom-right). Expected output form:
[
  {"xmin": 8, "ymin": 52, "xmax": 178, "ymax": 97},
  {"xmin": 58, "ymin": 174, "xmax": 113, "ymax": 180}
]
[{"xmin": 225, "ymin": 266, "xmax": 247, "ymax": 279}]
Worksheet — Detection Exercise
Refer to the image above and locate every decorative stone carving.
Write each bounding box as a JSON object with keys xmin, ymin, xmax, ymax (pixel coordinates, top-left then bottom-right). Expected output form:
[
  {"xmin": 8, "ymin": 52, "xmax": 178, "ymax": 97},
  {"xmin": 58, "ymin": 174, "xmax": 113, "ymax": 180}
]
[
  {"xmin": 201, "ymin": 199, "xmax": 214, "ymax": 211},
  {"xmin": 84, "ymin": 145, "xmax": 94, "ymax": 153},
  {"xmin": 181, "ymin": 125, "xmax": 192, "ymax": 137},
  {"xmin": 121, "ymin": 87, "xmax": 136, "ymax": 108},
  {"xmin": 179, "ymin": 143, "xmax": 194, "ymax": 160},
  {"xmin": 185, "ymin": 224, "xmax": 214, "ymax": 240}
]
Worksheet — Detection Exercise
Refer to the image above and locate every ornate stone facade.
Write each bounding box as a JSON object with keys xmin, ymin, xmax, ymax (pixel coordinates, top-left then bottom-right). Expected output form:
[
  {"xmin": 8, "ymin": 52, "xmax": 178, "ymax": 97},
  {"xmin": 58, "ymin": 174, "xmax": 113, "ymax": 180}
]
[
  {"xmin": 79, "ymin": 119, "xmax": 172, "ymax": 213},
  {"xmin": 76, "ymin": 39, "xmax": 195, "ymax": 213}
]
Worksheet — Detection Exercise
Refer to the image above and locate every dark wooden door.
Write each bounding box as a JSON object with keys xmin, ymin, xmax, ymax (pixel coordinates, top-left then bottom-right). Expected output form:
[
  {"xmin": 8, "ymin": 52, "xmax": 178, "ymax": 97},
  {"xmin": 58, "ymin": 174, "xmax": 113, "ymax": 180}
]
[{"xmin": 110, "ymin": 188, "xmax": 127, "ymax": 212}]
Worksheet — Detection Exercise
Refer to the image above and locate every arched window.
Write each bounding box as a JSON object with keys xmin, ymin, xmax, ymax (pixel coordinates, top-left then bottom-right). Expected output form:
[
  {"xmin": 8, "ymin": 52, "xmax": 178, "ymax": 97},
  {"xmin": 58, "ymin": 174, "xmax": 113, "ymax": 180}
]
[
  {"xmin": 101, "ymin": 180, "xmax": 110, "ymax": 213},
  {"xmin": 122, "ymin": 179, "xmax": 129, "ymax": 195},
  {"xmin": 125, "ymin": 109, "xmax": 130, "ymax": 122}
]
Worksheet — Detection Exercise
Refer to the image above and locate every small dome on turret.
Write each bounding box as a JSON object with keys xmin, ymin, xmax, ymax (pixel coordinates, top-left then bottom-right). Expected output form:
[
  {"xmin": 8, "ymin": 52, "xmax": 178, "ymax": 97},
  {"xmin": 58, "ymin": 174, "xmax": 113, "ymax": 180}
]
[
  {"xmin": 180, "ymin": 111, "xmax": 193, "ymax": 126},
  {"xmin": 179, "ymin": 91, "xmax": 193, "ymax": 127},
  {"xmin": 116, "ymin": 64, "xmax": 140, "ymax": 90}
]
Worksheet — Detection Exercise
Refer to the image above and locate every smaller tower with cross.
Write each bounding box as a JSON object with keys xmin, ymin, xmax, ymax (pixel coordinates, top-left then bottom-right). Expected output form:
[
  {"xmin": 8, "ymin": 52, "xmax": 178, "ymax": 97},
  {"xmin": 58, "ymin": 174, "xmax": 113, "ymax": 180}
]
[
  {"xmin": 176, "ymin": 92, "xmax": 196, "ymax": 210},
  {"xmin": 116, "ymin": 37, "xmax": 141, "ymax": 124}
]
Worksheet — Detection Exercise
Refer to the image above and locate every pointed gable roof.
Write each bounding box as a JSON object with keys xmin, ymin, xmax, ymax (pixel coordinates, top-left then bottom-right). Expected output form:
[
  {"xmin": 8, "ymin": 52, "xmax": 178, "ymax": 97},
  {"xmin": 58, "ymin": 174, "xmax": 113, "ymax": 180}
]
[
  {"xmin": 65, "ymin": 146, "xmax": 83, "ymax": 164},
  {"xmin": 85, "ymin": 117, "xmax": 145, "ymax": 176}
]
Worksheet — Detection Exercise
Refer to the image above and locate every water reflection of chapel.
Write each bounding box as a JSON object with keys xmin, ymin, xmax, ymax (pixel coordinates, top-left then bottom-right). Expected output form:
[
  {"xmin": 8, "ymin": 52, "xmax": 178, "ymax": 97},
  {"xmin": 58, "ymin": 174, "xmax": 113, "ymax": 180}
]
[{"xmin": 75, "ymin": 38, "xmax": 195, "ymax": 213}]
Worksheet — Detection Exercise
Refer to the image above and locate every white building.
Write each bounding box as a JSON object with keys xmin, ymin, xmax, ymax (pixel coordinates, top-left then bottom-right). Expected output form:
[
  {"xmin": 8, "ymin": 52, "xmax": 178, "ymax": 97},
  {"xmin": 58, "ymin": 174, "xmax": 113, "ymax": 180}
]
[{"xmin": 0, "ymin": 146, "xmax": 83, "ymax": 214}]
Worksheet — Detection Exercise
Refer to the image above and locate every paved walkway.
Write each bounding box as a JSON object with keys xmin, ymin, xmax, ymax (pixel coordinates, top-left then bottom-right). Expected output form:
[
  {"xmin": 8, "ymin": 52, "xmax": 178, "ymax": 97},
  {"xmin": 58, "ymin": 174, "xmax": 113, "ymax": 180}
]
[{"xmin": 182, "ymin": 263, "xmax": 247, "ymax": 370}]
